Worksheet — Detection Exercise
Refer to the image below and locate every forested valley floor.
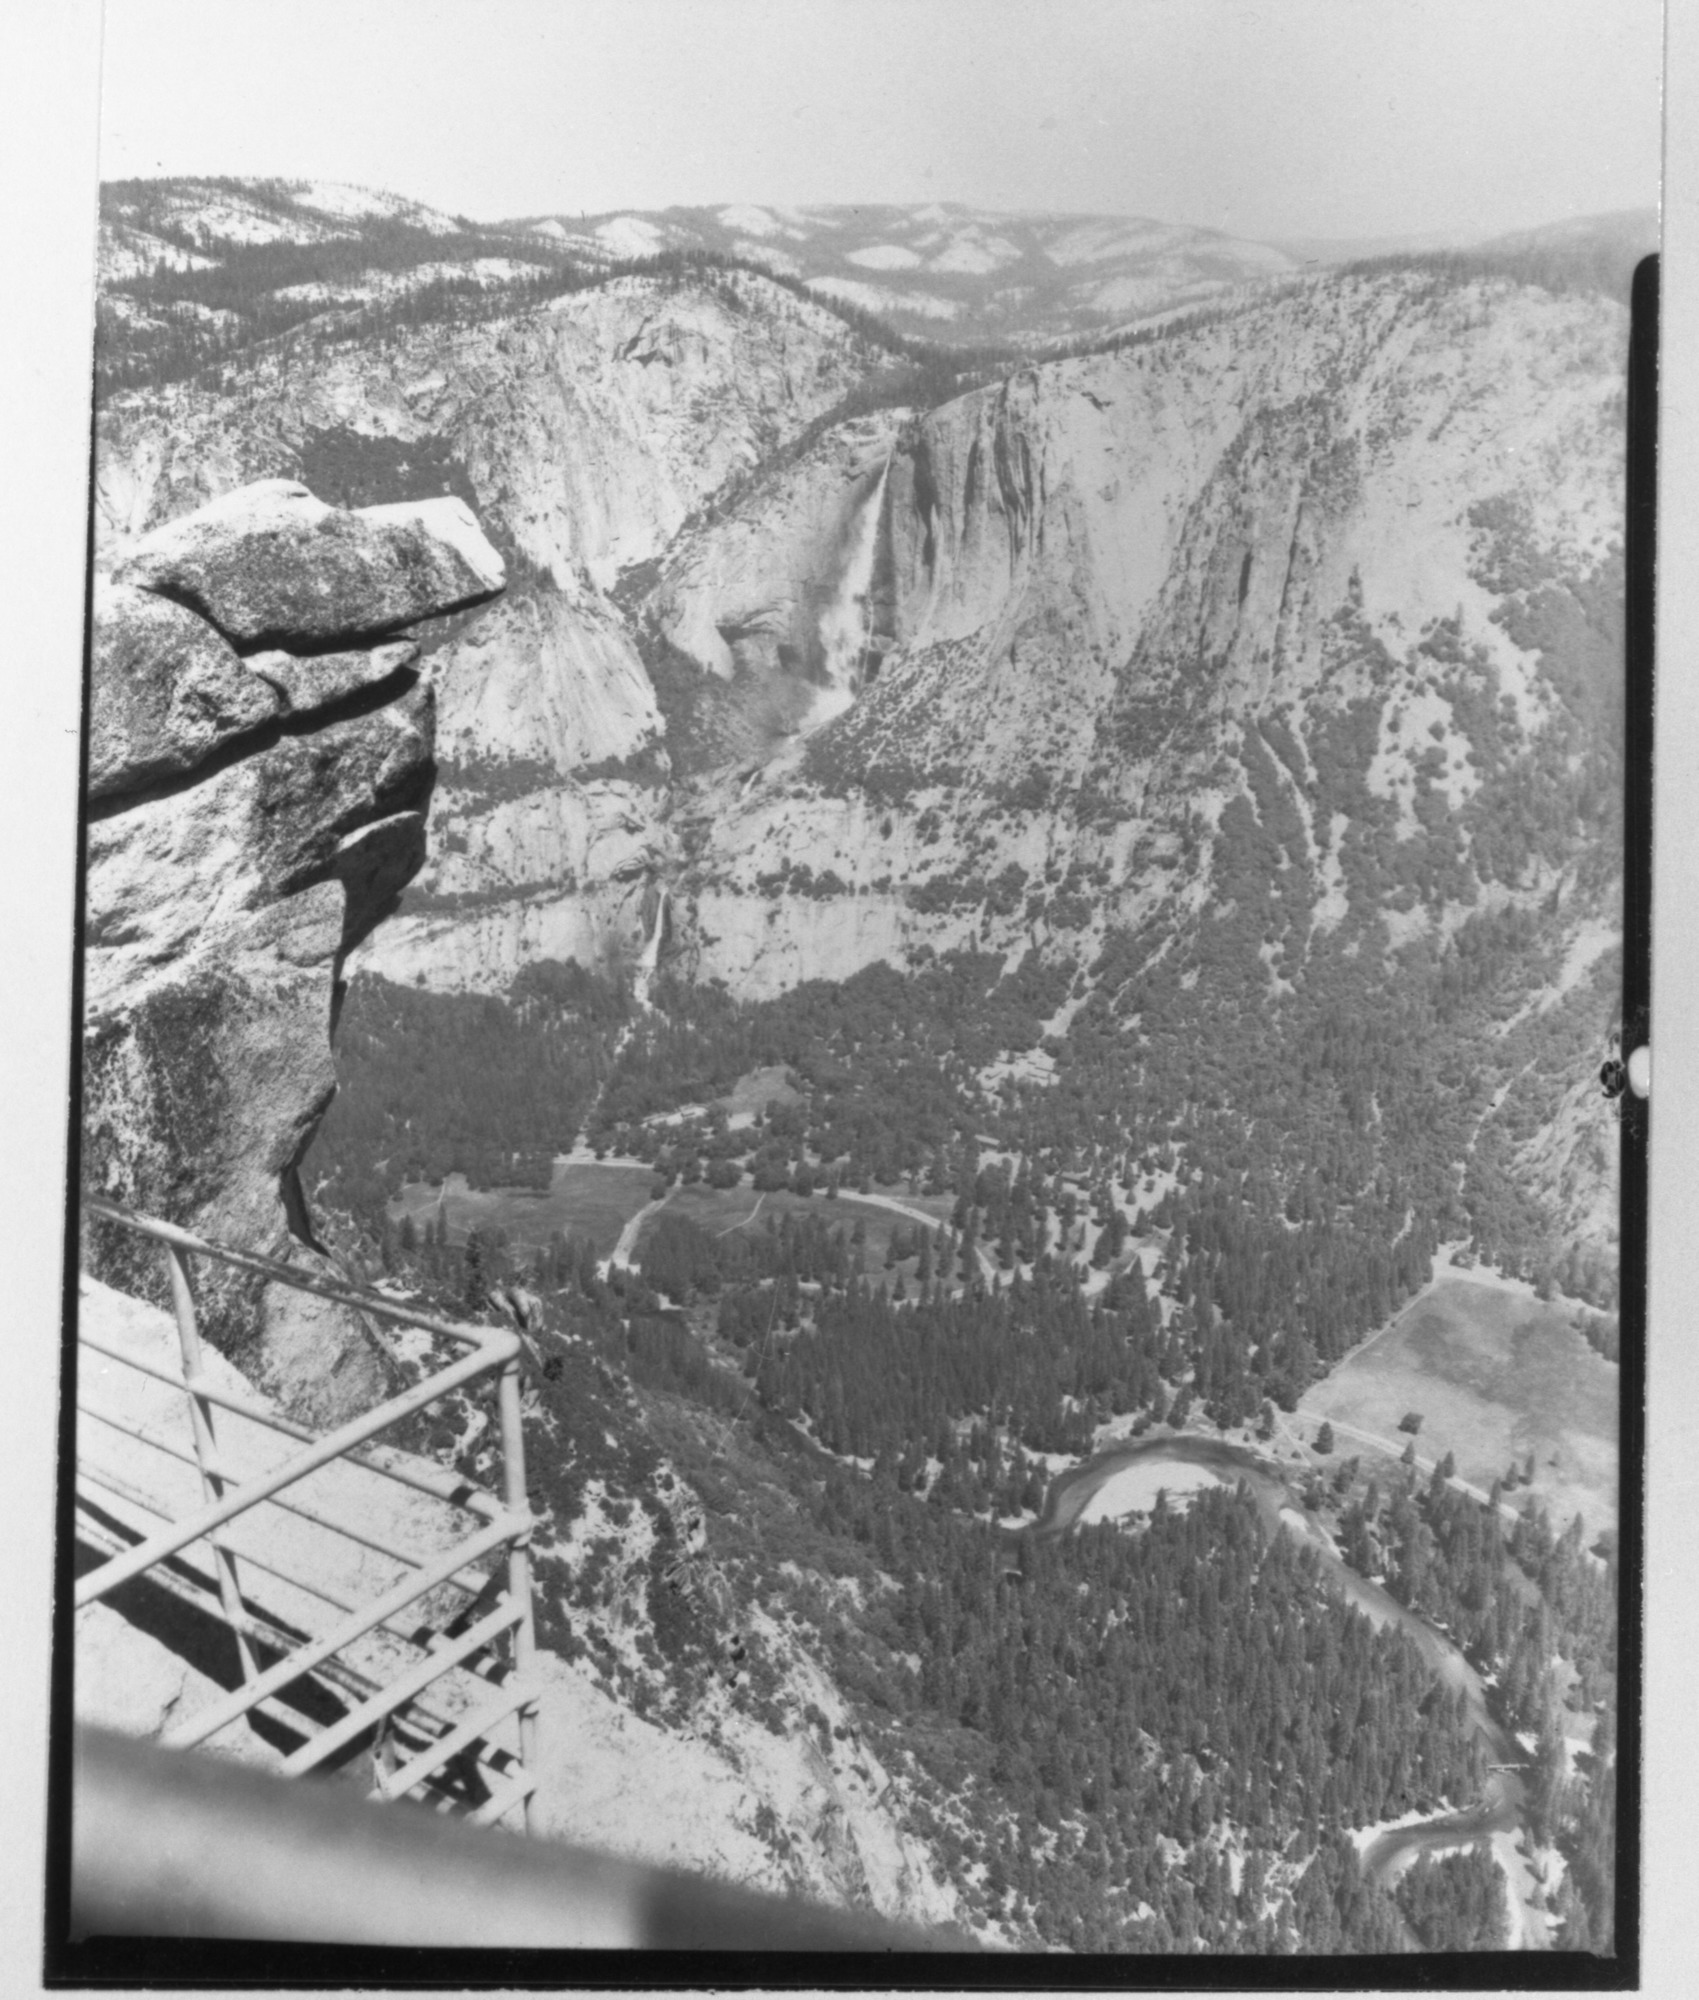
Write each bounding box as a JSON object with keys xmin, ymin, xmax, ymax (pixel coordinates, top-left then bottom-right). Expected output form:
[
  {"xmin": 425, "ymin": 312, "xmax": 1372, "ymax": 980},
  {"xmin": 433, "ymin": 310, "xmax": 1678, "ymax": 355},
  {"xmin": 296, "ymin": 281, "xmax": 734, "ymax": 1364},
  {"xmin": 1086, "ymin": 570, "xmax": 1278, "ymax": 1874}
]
[{"xmin": 305, "ymin": 913, "xmax": 1619, "ymax": 1955}]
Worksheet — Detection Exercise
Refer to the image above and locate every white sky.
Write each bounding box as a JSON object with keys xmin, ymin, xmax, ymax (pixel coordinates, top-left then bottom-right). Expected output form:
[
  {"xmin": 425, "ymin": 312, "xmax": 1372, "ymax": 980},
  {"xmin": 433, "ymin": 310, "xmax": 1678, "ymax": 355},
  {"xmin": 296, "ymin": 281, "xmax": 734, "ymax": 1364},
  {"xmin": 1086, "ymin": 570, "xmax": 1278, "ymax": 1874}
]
[{"xmin": 97, "ymin": 0, "xmax": 1663, "ymax": 242}]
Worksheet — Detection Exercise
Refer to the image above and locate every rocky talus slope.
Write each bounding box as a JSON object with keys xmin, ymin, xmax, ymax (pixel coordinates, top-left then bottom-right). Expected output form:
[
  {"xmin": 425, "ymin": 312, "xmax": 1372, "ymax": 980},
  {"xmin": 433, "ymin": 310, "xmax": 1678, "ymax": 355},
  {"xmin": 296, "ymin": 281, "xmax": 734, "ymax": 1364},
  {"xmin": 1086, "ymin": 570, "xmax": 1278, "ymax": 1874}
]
[{"xmin": 81, "ymin": 479, "xmax": 505, "ymax": 1420}]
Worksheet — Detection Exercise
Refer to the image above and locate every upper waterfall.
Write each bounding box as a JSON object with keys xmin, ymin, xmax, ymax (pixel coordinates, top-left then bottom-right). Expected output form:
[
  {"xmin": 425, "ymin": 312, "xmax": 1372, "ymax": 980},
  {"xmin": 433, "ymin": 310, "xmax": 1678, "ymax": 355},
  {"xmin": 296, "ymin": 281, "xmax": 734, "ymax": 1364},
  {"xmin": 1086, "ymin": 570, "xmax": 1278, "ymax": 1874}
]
[{"xmin": 808, "ymin": 456, "xmax": 890, "ymax": 733}]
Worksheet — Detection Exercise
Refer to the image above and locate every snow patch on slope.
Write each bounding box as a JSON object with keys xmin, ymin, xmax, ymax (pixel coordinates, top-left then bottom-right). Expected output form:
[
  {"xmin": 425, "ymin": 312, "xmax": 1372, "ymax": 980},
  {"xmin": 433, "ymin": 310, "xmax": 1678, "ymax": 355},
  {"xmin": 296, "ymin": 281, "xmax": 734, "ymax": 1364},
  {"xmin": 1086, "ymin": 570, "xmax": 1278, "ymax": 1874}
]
[
  {"xmin": 929, "ymin": 234, "xmax": 1022, "ymax": 275},
  {"xmin": 845, "ymin": 244, "xmax": 924, "ymax": 271},
  {"xmin": 596, "ymin": 216, "xmax": 669, "ymax": 258},
  {"xmin": 1047, "ymin": 219, "xmax": 1187, "ymax": 267},
  {"xmin": 717, "ymin": 204, "xmax": 793, "ymax": 239},
  {"xmin": 810, "ymin": 279, "xmax": 962, "ymax": 321},
  {"xmin": 288, "ymin": 181, "xmax": 462, "ymax": 233}
]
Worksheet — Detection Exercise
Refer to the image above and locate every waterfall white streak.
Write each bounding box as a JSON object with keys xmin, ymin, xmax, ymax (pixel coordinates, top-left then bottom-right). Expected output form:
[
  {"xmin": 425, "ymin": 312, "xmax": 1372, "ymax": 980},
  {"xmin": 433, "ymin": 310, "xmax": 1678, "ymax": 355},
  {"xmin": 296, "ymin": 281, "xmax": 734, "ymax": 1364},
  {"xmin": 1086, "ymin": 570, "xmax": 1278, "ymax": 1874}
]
[
  {"xmin": 809, "ymin": 456, "xmax": 890, "ymax": 733},
  {"xmin": 632, "ymin": 886, "xmax": 667, "ymax": 1013}
]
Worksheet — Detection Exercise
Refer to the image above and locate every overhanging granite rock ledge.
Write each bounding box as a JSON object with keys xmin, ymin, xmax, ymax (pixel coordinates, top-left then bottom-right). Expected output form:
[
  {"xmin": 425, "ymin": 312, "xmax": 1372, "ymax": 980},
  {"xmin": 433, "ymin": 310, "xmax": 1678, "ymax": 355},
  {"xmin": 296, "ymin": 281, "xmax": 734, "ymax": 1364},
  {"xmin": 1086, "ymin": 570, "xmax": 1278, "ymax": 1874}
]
[
  {"xmin": 114, "ymin": 480, "xmax": 505, "ymax": 652},
  {"xmin": 82, "ymin": 481, "xmax": 506, "ymax": 1424}
]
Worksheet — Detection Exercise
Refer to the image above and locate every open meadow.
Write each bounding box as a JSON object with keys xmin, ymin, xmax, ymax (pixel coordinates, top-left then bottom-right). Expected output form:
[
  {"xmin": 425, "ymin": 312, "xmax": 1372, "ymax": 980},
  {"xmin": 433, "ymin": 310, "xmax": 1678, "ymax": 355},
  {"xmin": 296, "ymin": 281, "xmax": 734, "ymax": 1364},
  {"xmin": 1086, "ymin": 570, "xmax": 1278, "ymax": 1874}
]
[
  {"xmin": 638, "ymin": 1180, "xmax": 952, "ymax": 1274},
  {"xmin": 389, "ymin": 1161, "xmax": 658, "ymax": 1258},
  {"xmin": 389, "ymin": 1158, "xmax": 955, "ymax": 1279},
  {"xmin": 1296, "ymin": 1275, "xmax": 1619, "ymax": 1535}
]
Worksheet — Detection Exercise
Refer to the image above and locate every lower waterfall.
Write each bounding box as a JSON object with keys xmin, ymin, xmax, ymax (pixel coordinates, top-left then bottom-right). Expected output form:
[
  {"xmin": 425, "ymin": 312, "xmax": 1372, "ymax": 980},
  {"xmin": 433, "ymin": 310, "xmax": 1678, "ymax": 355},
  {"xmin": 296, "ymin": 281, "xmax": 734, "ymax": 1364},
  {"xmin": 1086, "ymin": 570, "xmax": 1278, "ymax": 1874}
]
[{"xmin": 632, "ymin": 885, "xmax": 668, "ymax": 1012}]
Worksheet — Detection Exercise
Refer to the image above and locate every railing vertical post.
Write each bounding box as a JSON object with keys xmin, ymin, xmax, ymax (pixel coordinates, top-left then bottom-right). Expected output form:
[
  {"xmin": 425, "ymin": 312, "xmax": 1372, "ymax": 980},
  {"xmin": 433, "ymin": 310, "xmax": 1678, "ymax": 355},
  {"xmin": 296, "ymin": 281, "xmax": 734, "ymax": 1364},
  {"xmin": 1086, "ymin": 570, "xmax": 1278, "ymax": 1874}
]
[
  {"xmin": 163, "ymin": 1240, "xmax": 258, "ymax": 1685},
  {"xmin": 497, "ymin": 1357, "xmax": 538, "ymax": 1836}
]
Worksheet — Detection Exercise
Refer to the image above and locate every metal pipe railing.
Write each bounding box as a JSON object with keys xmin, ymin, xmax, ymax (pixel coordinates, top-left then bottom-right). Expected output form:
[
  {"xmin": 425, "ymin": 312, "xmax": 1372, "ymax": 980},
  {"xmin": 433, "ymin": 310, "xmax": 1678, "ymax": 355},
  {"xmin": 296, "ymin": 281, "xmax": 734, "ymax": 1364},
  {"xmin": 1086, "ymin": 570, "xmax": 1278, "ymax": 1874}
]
[
  {"xmin": 80, "ymin": 1326, "xmax": 508, "ymax": 1520},
  {"xmin": 77, "ymin": 1453, "xmax": 507, "ymax": 1699},
  {"xmin": 160, "ymin": 1515, "xmax": 524, "ymax": 1754},
  {"xmin": 69, "ymin": 1209, "xmax": 983, "ymax": 1953},
  {"xmin": 497, "ymin": 1356, "xmax": 539, "ymax": 1836},
  {"xmin": 165, "ymin": 1241, "xmax": 257, "ymax": 1684},
  {"xmin": 82, "ymin": 1197, "xmax": 523, "ymax": 1355},
  {"xmin": 76, "ymin": 1344, "xmax": 512, "ymax": 1611},
  {"xmin": 77, "ymin": 1199, "xmax": 541, "ymax": 1827},
  {"xmin": 77, "ymin": 1476, "xmax": 524, "ymax": 1798},
  {"xmin": 374, "ymin": 1684, "xmax": 532, "ymax": 1803},
  {"xmin": 77, "ymin": 1401, "xmax": 498, "ymax": 1585},
  {"xmin": 275, "ymin": 1602, "xmax": 523, "ymax": 1777},
  {"xmin": 77, "ymin": 1457, "xmax": 528, "ymax": 1769}
]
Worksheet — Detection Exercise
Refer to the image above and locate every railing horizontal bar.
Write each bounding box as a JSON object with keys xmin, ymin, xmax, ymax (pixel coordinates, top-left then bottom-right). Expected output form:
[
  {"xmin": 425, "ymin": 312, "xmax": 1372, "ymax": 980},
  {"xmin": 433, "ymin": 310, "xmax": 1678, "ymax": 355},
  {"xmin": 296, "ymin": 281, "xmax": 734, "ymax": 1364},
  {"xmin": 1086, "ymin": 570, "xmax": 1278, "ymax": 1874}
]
[
  {"xmin": 78, "ymin": 1332, "xmax": 505, "ymax": 1522},
  {"xmin": 77, "ymin": 1464, "xmax": 434, "ymax": 1635},
  {"xmin": 76, "ymin": 1479, "xmax": 377, "ymax": 1676},
  {"xmin": 76, "ymin": 1341, "xmax": 515, "ymax": 1612},
  {"xmin": 77, "ymin": 1457, "xmax": 523, "ymax": 1706},
  {"xmin": 75, "ymin": 1483, "xmax": 392, "ymax": 1715},
  {"xmin": 280, "ymin": 1603, "xmax": 522, "ymax": 1779},
  {"xmin": 73, "ymin": 1483, "xmax": 310, "ymax": 1663},
  {"xmin": 374, "ymin": 1685, "xmax": 531, "ymax": 1803},
  {"xmin": 74, "ymin": 1463, "xmax": 173, "ymax": 1524},
  {"xmin": 84, "ymin": 1199, "xmax": 517, "ymax": 1357},
  {"xmin": 76, "ymin": 1484, "xmax": 522, "ymax": 1779},
  {"xmin": 468, "ymin": 1770, "xmax": 539, "ymax": 1829},
  {"xmin": 77, "ymin": 1396, "xmax": 498, "ymax": 1585},
  {"xmin": 163, "ymin": 1515, "xmax": 525, "ymax": 1753},
  {"xmin": 76, "ymin": 1428, "xmax": 250, "ymax": 1561}
]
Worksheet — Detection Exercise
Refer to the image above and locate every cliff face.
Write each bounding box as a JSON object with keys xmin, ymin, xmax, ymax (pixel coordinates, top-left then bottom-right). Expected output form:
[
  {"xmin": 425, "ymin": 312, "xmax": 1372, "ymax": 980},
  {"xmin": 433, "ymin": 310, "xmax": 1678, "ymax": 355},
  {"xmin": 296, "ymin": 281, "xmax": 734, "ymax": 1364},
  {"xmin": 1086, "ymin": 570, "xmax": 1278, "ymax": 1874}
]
[
  {"xmin": 77, "ymin": 460, "xmax": 963, "ymax": 1925},
  {"xmin": 649, "ymin": 413, "xmax": 903, "ymax": 706},
  {"xmin": 670, "ymin": 273, "xmax": 1622, "ymax": 958},
  {"xmin": 93, "ymin": 263, "xmax": 1628, "ymax": 1272},
  {"xmin": 649, "ymin": 273, "xmax": 1625, "ymax": 1268},
  {"xmin": 95, "ymin": 271, "xmax": 879, "ymax": 991},
  {"xmin": 829, "ymin": 274, "xmax": 1620, "ymax": 800},
  {"xmin": 82, "ymin": 481, "xmax": 505, "ymax": 1421}
]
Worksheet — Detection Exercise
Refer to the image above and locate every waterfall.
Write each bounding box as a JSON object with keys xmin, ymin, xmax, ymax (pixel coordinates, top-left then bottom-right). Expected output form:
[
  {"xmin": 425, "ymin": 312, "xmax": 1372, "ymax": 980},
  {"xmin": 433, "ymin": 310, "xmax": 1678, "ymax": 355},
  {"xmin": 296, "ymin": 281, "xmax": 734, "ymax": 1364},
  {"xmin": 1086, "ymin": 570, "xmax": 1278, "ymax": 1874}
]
[
  {"xmin": 632, "ymin": 886, "xmax": 667, "ymax": 1013},
  {"xmin": 809, "ymin": 455, "xmax": 890, "ymax": 732},
  {"xmin": 580, "ymin": 884, "xmax": 667, "ymax": 1147}
]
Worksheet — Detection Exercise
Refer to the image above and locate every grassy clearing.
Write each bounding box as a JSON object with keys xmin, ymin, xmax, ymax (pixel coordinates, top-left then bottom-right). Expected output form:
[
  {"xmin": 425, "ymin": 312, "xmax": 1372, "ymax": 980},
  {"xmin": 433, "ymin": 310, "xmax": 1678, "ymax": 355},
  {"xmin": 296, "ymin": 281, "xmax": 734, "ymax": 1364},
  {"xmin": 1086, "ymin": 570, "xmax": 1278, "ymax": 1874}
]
[
  {"xmin": 717, "ymin": 1064, "xmax": 803, "ymax": 1122},
  {"xmin": 389, "ymin": 1161, "xmax": 954, "ymax": 1279},
  {"xmin": 1297, "ymin": 1276, "xmax": 1618, "ymax": 1533},
  {"xmin": 390, "ymin": 1161, "xmax": 658, "ymax": 1257},
  {"xmin": 637, "ymin": 1182, "xmax": 945, "ymax": 1279}
]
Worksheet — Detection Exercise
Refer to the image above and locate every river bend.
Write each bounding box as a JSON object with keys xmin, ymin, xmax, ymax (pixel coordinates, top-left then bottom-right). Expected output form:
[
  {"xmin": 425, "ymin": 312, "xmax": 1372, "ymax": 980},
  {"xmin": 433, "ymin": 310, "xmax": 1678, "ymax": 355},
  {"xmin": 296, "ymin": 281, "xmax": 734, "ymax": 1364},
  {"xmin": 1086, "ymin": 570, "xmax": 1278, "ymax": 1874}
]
[{"xmin": 1036, "ymin": 1436, "xmax": 1540, "ymax": 1938}]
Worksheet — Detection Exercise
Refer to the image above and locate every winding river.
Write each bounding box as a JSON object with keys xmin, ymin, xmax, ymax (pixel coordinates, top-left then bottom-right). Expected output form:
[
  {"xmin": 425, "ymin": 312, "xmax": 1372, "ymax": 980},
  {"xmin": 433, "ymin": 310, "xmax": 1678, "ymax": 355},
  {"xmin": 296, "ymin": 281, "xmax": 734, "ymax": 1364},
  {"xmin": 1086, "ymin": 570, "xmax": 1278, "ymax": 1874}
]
[{"xmin": 1035, "ymin": 1436, "xmax": 1543, "ymax": 1943}]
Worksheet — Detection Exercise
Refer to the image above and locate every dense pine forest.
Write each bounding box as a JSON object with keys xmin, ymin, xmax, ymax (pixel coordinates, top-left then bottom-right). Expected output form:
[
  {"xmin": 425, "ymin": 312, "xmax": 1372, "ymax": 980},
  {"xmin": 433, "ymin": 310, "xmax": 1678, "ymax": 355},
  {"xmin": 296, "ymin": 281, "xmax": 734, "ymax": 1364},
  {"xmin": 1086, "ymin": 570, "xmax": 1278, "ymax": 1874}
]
[{"xmin": 367, "ymin": 1193, "xmax": 1618, "ymax": 1954}]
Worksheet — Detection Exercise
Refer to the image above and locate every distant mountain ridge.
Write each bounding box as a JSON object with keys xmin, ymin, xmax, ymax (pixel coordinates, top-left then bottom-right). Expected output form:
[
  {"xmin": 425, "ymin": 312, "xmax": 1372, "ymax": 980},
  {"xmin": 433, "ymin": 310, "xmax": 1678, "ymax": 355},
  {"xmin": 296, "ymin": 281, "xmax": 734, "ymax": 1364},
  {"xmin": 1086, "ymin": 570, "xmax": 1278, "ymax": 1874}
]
[
  {"xmin": 1273, "ymin": 206, "xmax": 1656, "ymax": 267},
  {"xmin": 506, "ymin": 199, "xmax": 1303, "ymax": 346},
  {"xmin": 96, "ymin": 177, "xmax": 1654, "ymax": 400},
  {"xmin": 95, "ymin": 177, "xmax": 1308, "ymax": 401},
  {"xmin": 99, "ymin": 176, "xmax": 1306, "ymax": 344}
]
